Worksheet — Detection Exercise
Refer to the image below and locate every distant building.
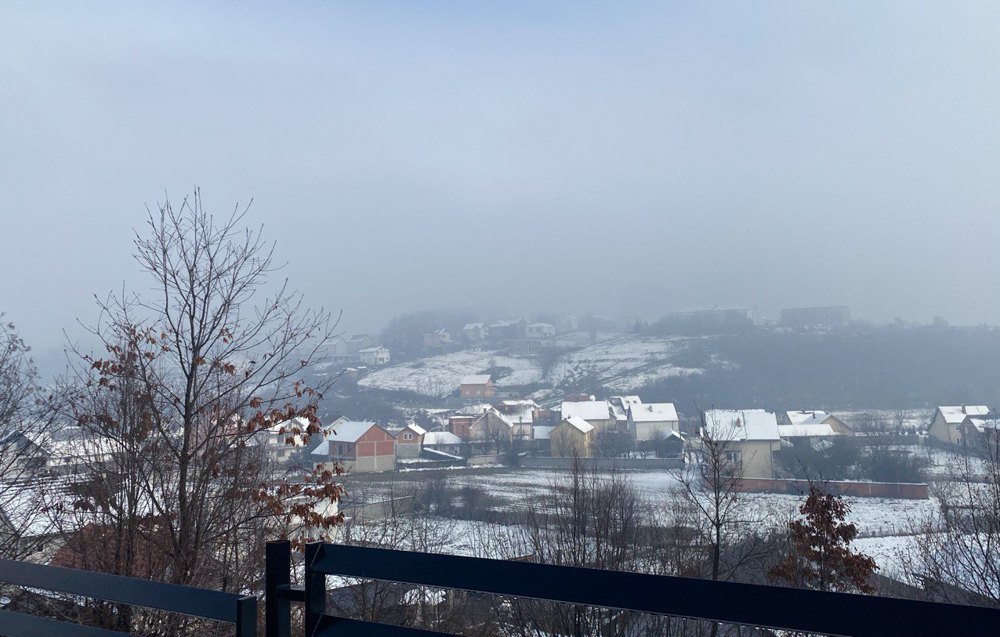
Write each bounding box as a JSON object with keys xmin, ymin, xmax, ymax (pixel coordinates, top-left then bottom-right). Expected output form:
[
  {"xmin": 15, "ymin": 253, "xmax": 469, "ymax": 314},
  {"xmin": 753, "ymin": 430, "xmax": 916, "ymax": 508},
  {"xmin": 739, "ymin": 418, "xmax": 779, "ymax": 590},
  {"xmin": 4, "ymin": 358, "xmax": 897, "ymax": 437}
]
[
  {"xmin": 423, "ymin": 431, "xmax": 464, "ymax": 457},
  {"xmin": 422, "ymin": 329, "xmax": 452, "ymax": 348},
  {"xmin": 702, "ymin": 409, "xmax": 781, "ymax": 479},
  {"xmin": 460, "ymin": 375, "xmax": 495, "ymax": 399},
  {"xmin": 358, "ymin": 346, "xmax": 391, "ymax": 366},
  {"xmin": 780, "ymin": 306, "xmax": 851, "ymax": 329},
  {"xmin": 560, "ymin": 400, "xmax": 615, "ymax": 432},
  {"xmin": 928, "ymin": 405, "xmax": 990, "ymax": 446},
  {"xmin": 395, "ymin": 423, "xmax": 426, "ymax": 459},
  {"xmin": 488, "ymin": 319, "xmax": 527, "ymax": 341},
  {"xmin": 780, "ymin": 410, "xmax": 851, "ymax": 440},
  {"xmin": 312, "ymin": 421, "xmax": 396, "ymax": 473},
  {"xmin": 609, "ymin": 396, "xmax": 643, "ymax": 429},
  {"xmin": 462, "ymin": 323, "xmax": 488, "ymax": 342},
  {"xmin": 469, "ymin": 408, "xmax": 517, "ymax": 445},
  {"xmin": 662, "ymin": 307, "xmax": 754, "ymax": 335},
  {"xmin": 554, "ymin": 315, "xmax": 579, "ymax": 333},
  {"xmin": 495, "ymin": 400, "xmax": 538, "ymax": 433},
  {"xmin": 525, "ymin": 323, "xmax": 556, "ymax": 339},
  {"xmin": 627, "ymin": 402, "xmax": 679, "ymax": 441},
  {"xmin": 331, "ymin": 334, "xmax": 374, "ymax": 360},
  {"xmin": 551, "ymin": 417, "xmax": 595, "ymax": 457}
]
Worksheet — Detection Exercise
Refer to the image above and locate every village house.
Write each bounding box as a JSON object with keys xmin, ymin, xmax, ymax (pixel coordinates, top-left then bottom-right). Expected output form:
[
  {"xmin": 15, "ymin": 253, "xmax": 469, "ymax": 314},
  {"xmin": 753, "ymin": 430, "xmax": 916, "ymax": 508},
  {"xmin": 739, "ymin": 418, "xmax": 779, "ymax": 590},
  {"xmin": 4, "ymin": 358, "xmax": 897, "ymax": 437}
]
[
  {"xmin": 487, "ymin": 318, "xmax": 527, "ymax": 341},
  {"xmin": 627, "ymin": 402, "xmax": 680, "ymax": 441},
  {"xmin": 422, "ymin": 431, "xmax": 464, "ymax": 457},
  {"xmin": 460, "ymin": 375, "xmax": 495, "ymax": 399},
  {"xmin": 395, "ymin": 423, "xmax": 426, "ymax": 459},
  {"xmin": 422, "ymin": 328, "xmax": 452, "ymax": 348},
  {"xmin": 702, "ymin": 409, "xmax": 782, "ymax": 479},
  {"xmin": 358, "ymin": 345, "xmax": 391, "ymax": 366},
  {"xmin": 258, "ymin": 416, "xmax": 312, "ymax": 464},
  {"xmin": 554, "ymin": 314, "xmax": 579, "ymax": 333},
  {"xmin": 311, "ymin": 420, "xmax": 396, "ymax": 473},
  {"xmin": 449, "ymin": 404, "xmax": 492, "ymax": 440},
  {"xmin": 331, "ymin": 334, "xmax": 373, "ymax": 361},
  {"xmin": 560, "ymin": 399, "xmax": 615, "ymax": 432},
  {"xmin": 525, "ymin": 322, "xmax": 556, "ymax": 339},
  {"xmin": 462, "ymin": 322, "xmax": 488, "ymax": 342},
  {"xmin": 779, "ymin": 410, "xmax": 852, "ymax": 442},
  {"xmin": 928, "ymin": 405, "xmax": 990, "ymax": 446},
  {"xmin": 495, "ymin": 399, "xmax": 537, "ymax": 432},
  {"xmin": 469, "ymin": 409, "xmax": 516, "ymax": 448},
  {"xmin": 551, "ymin": 416, "xmax": 595, "ymax": 457},
  {"xmin": 609, "ymin": 395, "xmax": 643, "ymax": 429}
]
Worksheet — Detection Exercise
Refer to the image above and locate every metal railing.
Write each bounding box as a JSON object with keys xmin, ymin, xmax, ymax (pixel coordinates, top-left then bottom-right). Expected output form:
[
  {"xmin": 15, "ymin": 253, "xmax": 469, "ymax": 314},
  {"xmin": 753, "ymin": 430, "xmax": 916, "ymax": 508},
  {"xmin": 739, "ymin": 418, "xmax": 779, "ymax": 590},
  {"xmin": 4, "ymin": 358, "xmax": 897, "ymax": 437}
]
[
  {"xmin": 265, "ymin": 540, "xmax": 1000, "ymax": 637},
  {"xmin": 0, "ymin": 558, "xmax": 256, "ymax": 637}
]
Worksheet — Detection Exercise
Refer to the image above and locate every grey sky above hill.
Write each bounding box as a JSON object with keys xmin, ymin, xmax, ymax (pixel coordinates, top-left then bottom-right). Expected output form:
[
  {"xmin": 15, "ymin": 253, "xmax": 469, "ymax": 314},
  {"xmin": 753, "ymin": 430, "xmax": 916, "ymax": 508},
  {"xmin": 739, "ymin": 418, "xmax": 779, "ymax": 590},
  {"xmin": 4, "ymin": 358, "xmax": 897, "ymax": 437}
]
[{"xmin": 1, "ymin": 1, "xmax": 998, "ymax": 358}]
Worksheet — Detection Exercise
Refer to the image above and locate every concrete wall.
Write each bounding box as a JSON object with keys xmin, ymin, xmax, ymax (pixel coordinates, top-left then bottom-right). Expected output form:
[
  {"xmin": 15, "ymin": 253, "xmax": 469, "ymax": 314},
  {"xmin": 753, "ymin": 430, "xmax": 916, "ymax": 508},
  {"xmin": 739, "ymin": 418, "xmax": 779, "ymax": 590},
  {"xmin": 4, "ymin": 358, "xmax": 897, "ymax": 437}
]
[
  {"xmin": 520, "ymin": 457, "xmax": 683, "ymax": 471},
  {"xmin": 737, "ymin": 478, "xmax": 929, "ymax": 499}
]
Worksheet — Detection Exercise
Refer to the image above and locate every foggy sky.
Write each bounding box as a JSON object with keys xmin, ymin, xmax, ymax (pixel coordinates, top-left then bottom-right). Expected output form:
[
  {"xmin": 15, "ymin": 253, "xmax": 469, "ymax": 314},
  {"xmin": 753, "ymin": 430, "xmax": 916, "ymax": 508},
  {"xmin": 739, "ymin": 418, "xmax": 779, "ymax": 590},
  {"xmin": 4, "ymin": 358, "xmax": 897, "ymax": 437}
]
[{"xmin": 2, "ymin": 1, "xmax": 998, "ymax": 362}]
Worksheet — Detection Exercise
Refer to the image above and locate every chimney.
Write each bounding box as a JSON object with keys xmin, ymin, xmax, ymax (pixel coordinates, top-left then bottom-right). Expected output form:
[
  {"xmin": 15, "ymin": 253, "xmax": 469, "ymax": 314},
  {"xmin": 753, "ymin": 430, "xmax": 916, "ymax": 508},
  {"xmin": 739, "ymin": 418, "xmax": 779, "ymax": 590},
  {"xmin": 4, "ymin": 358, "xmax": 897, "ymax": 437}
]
[{"xmin": 962, "ymin": 405, "xmax": 967, "ymax": 414}]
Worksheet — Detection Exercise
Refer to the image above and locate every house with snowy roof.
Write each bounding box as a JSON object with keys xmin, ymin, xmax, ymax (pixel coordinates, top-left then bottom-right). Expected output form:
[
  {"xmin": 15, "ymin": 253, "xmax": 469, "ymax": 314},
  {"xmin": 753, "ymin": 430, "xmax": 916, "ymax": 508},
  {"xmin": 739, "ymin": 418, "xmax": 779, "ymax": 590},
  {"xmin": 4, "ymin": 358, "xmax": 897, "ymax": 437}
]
[
  {"xmin": 928, "ymin": 405, "xmax": 990, "ymax": 446},
  {"xmin": 702, "ymin": 409, "xmax": 781, "ymax": 478},
  {"xmin": 395, "ymin": 423, "xmax": 426, "ymax": 458},
  {"xmin": 311, "ymin": 420, "xmax": 395, "ymax": 473},
  {"xmin": 628, "ymin": 402, "xmax": 679, "ymax": 441},
  {"xmin": 422, "ymin": 431, "xmax": 464, "ymax": 457},
  {"xmin": 525, "ymin": 323, "xmax": 556, "ymax": 339},
  {"xmin": 462, "ymin": 322, "xmax": 488, "ymax": 342},
  {"xmin": 609, "ymin": 396, "xmax": 643, "ymax": 427},
  {"xmin": 779, "ymin": 410, "xmax": 851, "ymax": 441},
  {"xmin": 358, "ymin": 345, "xmax": 391, "ymax": 366},
  {"xmin": 422, "ymin": 329, "xmax": 452, "ymax": 348},
  {"xmin": 560, "ymin": 400, "xmax": 614, "ymax": 432},
  {"xmin": 551, "ymin": 416, "xmax": 595, "ymax": 458},
  {"xmin": 460, "ymin": 375, "xmax": 495, "ymax": 399},
  {"xmin": 469, "ymin": 408, "xmax": 518, "ymax": 449}
]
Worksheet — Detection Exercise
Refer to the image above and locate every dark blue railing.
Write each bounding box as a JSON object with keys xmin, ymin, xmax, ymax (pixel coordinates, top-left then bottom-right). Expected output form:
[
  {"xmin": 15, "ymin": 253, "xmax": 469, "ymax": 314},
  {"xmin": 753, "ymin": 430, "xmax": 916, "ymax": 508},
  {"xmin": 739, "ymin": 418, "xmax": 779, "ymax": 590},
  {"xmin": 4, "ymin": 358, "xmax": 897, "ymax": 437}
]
[
  {"xmin": 266, "ymin": 540, "xmax": 1000, "ymax": 637},
  {"xmin": 0, "ymin": 558, "xmax": 255, "ymax": 636}
]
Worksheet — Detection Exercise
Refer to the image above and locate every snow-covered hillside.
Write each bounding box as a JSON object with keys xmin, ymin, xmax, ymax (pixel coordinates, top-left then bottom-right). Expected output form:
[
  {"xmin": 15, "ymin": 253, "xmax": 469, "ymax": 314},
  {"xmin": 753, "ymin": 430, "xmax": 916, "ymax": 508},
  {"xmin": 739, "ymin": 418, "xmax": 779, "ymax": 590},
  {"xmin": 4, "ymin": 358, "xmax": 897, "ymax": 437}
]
[
  {"xmin": 357, "ymin": 350, "xmax": 543, "ymax": 397},
  {"xmin": 355, "ymin": 334, "xmax": 734, "ymax": 397}
]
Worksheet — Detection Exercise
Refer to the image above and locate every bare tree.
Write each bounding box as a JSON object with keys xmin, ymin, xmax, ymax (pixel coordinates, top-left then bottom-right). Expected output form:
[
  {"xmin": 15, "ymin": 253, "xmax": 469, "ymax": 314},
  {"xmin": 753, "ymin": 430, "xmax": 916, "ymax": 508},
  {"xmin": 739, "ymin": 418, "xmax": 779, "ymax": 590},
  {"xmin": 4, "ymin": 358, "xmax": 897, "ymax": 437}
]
[
  {"xmin": 0, "ymin": 319, "xmax": 57, "ymax": 560},
  {"xmin": 51, "ymin": 192, "xmax": 342, "ymax": 632}
]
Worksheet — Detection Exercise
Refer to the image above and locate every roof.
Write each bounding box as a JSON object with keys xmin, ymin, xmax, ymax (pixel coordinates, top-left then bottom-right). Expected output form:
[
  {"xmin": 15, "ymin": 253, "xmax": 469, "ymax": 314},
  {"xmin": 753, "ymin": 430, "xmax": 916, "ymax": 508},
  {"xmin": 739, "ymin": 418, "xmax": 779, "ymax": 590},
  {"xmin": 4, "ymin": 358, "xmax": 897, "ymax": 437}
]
[
  {"xmin": 326, "ymin": 420, "xmax": 379, "ymax": 443},
  {"xmin": 461, "ymin": 375, "xmax": 492, "ymax": 385},
  {"xmin": 423, "ymin": 431, "xmax": 462, "ymax": 446},
  {"xmin": 786, "ymin": 410, "xmax": 832, "ymax": 425},
  {"xmin": 561, "ymin": 416, "xmax": 595, "ymax": 434},
  {"xmin": 358, "ymin": 346, "xmax": 386, "ymax": 354},
  {"xmin": 703, "ymin": 409, "xmax": 780, "ymax": 442},
  {"xmin": 938, "ymin": 405, "xmax": 990, "ymax": 424},
  {"xmin": 561, "ymin": 400, "xmax": 612, "ymax": 422},
  {"xmin": 475, "ymin": 408, "xmax": 514, "ymax": 430},
  {"xmin": 778, "ymin": 424, "xmax": 839, "ymax": 438},
  {"xmin": 527, "ymin": 322, "xmax": 555, "ymax": 329},
  {"xmin": 454, "ymin": 403, "xmax": 492, "ymax": 416},
  {"xmin": 628, "ymin": 402, "xmax": 678, "ymax": 423},
  {"xmin": 497, "ymin": 400, "xmax": 536, "ymax": 425},
  {"xmin": 463, "ymin": 322, "xmax": 485, "ymax": 330}
]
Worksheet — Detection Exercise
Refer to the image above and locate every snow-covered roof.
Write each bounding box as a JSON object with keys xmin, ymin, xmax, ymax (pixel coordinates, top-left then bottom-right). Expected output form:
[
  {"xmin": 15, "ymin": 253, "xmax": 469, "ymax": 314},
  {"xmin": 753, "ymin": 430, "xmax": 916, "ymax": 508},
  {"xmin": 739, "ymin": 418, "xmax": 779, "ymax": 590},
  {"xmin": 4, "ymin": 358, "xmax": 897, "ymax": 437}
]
[
  {"xmin": 476, "ymin": 408, "xmax": 514, "ymax": 429},
  {"xmin": 561, "ymin": 416, "xmax": 595, "ymax": 434},
  {"xmin": 358, "ymin": 346, "xmax": 386, "ymax": 354},
  {"xmin": 938, "ymin": 405, "xmax": 990, "ymax": 424},
  {"xmin": 497, "ymin": 400, "xmax": 536, "ymax": 425},
  {"xmin": 326, "ymin": 420, "xmax": 379, "ymax": 443},
  {"xmin": 966, "ymin": 417, "xmax": 1000, "ymax": 434},
  {"xmin": 527, "ymin": 322, "xmax": 554, "ymax": 329},
  {"xmin": 533, "ymin": 425, "xmax": 556, "ymax": 440},
  {"xmin": 463, "ymin": 322, "xmax": 485, "ymax": 330},
  {"xmin": 703, "ymin": 409, "xmax": 780, "ymax": 442},
  {"xmin": 423, "ymin": 431, "xmax": 462, "ymax": 446},
  {"xmin": 461, "ymin": 375, "xmax": 492, "ymax": 386},
  {"xmin": 454, "ymin": 403, "xmax": 492, "ymax": 416},
  {"xmin": 561, "ymin": 400, "xmax": 611, "ymax": 422},
  {"xmin": 609, "ymin": 396, "xmax": 643, "ymax": 420},
  {"xmin": 628, "ymin": 402, "xmax": 678, "ymax": 423},
  {"xmin": 778, "ymin": 424, "xmax": 840, "ymax": 438},
  {"xmin": 786, "ymin": 410, "xmax": 831, "ymax": 425}
]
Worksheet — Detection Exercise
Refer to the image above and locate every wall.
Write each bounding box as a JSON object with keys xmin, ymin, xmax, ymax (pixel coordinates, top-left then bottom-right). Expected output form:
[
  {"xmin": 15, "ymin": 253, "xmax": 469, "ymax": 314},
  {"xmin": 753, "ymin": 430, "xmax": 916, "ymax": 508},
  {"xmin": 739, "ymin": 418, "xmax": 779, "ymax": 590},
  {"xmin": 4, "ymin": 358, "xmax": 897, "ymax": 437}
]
[
  {"xmin": 736, "ymin": 478, "xmax": 929, "ymax": 499},
  {"xmin": 520, "ymin": 457, "xmax": 683, "ymax": 470}
]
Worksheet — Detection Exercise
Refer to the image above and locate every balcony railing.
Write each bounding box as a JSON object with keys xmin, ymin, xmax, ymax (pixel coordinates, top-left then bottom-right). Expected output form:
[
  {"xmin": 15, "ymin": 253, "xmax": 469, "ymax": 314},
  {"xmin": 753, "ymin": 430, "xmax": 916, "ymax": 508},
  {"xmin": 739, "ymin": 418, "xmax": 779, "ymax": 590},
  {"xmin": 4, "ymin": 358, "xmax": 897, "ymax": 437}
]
[
  {"xmin": 266, "ymin": 541, "xmax": 1000, "ymax": 637},
  {"xmin": 0, "ymin": 558, "xmax": 255, "ymax": 637}
]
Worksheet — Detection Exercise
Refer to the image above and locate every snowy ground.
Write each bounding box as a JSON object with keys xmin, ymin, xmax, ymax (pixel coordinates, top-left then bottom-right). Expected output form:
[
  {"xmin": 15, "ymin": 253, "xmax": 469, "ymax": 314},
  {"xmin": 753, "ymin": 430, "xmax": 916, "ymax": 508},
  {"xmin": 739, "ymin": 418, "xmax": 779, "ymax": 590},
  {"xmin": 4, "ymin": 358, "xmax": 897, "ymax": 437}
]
[
  {"xmin": 344, "ymin": 466, "xmax": 938, "ymax": 575},
  {"xmin": 357, "ymin": 350, "xmax": 543, "ymax": 397}
]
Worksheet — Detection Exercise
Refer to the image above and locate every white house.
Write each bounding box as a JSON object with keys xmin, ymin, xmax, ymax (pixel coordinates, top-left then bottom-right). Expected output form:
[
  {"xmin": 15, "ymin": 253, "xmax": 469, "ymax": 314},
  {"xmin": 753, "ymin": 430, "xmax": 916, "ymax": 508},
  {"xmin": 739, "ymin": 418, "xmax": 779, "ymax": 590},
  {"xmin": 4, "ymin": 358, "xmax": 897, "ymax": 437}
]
[
  {"xmin": 702, "ymin": 409, "xmax": 781, "ymax": 479},
  {"xmin": 525, "ymin": 323, "xmax": 556, "ymax": 339},
  {"xmin": 358, "ymin": 346, "xmax": 391, "ymax": 365},
  {"xmin": 627, "ymin": 402, "xmax": 679, "ymax": 441}
]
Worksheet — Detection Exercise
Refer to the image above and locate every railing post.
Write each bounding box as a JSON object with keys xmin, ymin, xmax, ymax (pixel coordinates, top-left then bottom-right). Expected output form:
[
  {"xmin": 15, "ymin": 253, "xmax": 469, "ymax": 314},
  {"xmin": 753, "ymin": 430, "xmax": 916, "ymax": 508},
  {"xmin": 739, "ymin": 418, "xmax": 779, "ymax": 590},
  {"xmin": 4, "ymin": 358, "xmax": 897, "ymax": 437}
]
[
  {"xmin": 236, "ymin": 595, "xmax": 257, "ymax": 637},
  {"xmin": 265, "ymin": 541, "xmax": 291, "ymax": 637},
  {"xmin": 304, "ymin": 543, "xmax": 326, "ymax": 636}
]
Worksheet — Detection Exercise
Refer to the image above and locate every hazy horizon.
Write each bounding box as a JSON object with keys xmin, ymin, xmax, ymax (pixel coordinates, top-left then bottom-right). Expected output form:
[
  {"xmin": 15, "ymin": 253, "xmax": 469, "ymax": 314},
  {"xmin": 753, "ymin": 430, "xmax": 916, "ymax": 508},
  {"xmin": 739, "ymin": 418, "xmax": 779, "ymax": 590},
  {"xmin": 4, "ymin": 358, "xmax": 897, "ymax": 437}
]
[{"xmin": 2, "ymin": 1, "xmax": 998, "ymax": 360}]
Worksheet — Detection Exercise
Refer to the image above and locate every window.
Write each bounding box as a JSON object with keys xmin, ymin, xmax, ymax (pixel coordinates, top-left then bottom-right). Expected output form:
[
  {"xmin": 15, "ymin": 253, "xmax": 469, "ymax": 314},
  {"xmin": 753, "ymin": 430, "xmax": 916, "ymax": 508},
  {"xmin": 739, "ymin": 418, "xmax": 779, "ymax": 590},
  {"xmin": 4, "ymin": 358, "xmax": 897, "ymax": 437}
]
[{"xmin": 404, "ymin": 432, "xmax": 413, "ymax": 440}]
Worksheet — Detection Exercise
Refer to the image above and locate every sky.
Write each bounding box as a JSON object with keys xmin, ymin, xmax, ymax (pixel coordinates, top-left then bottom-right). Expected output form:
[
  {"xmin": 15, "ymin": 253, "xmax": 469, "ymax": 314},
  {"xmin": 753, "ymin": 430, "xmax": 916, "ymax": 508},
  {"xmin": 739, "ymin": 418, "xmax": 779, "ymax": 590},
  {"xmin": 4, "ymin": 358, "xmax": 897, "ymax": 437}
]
[{"xmin": 1, "ymin": 1, "xmax": 998, "ymax": 365}]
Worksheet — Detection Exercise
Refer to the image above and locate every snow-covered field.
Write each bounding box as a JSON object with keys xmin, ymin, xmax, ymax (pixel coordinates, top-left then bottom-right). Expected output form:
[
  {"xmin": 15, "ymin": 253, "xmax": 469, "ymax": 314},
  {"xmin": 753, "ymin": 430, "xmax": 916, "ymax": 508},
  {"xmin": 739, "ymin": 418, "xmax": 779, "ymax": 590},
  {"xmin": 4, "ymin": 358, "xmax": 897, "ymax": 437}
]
[
  {"xmin": 345, "ymin": 466, "xmax": 938, "ymax": 574},
  {"xmin": 357, "ymin": 350, "xmax": 543, "ymax": 397},
  {"xmin": 355, "ymin": 334, "xmax": 733, "ymax": 397}
]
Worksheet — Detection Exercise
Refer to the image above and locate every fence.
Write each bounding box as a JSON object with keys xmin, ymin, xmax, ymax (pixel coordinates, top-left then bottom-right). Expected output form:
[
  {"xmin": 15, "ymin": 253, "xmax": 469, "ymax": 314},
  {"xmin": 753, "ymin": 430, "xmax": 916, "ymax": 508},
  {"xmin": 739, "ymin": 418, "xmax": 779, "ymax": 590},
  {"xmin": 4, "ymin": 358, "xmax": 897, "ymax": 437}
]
[
  {"xmin": 0, "ymin": 558, "xmax": 255, "ymax": 636},
  {"xmin": 264, "ymin": 541, "xmax": 1000, "ymax": 637},
  {"xmin": 737, "ymin": 477, "xmax": 929, "ymax": 499}
]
